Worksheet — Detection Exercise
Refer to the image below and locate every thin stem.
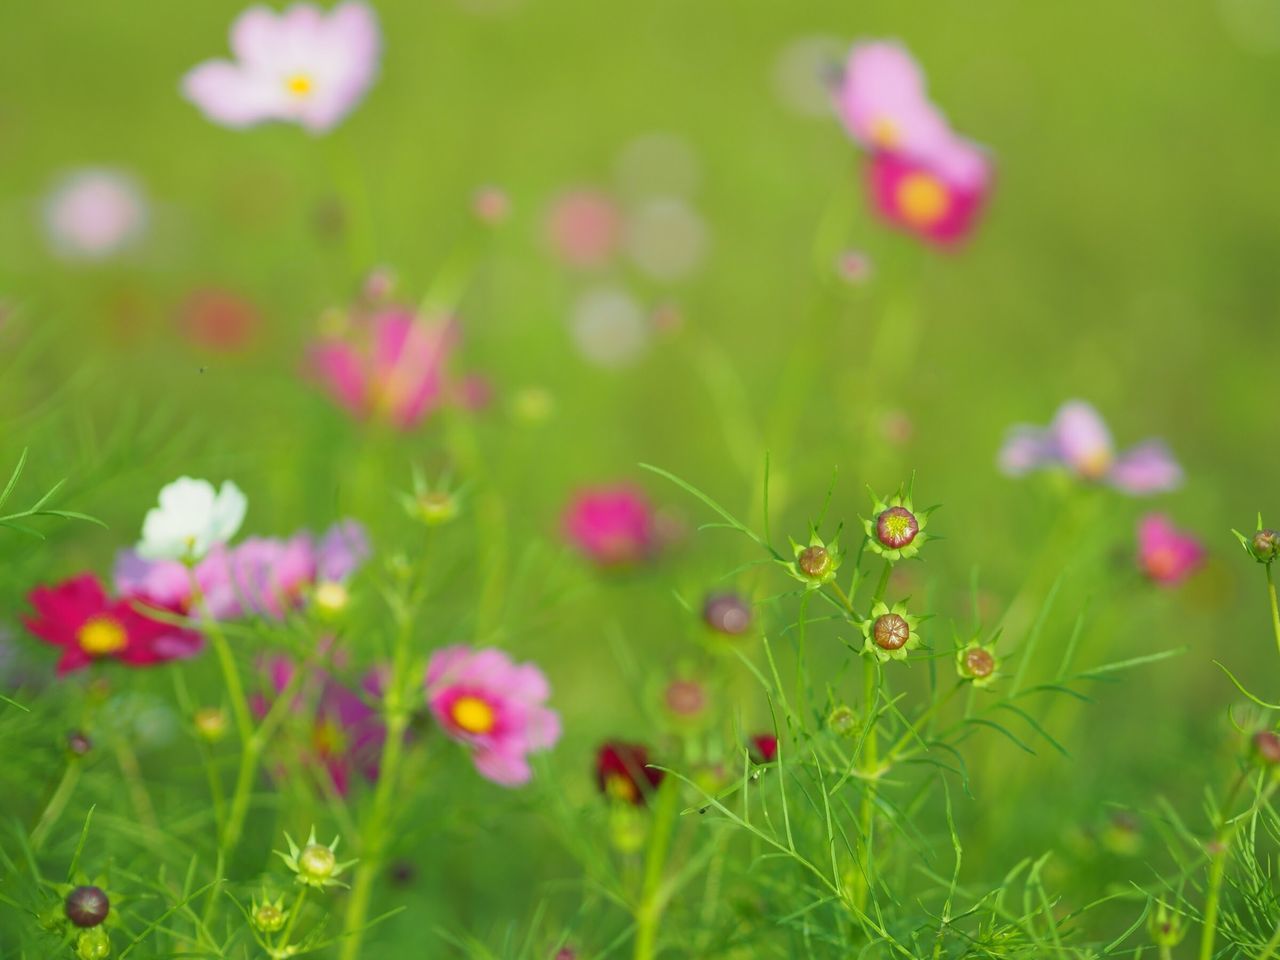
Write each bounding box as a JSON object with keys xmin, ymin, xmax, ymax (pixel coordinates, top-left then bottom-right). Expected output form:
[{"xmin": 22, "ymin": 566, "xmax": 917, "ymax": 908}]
[
  {"xmin": 634, "ymin": 780, "xmax": 680, "ymax": 960},
  {"xmin": 30, "ymin": 760, "xmax": 82, "ymax": 851},
  {"xmin": 274, "ymin": 887, "xmax": 308, "ymax": 957},
  {"xmin": 1266, "ymin": 565, "xmax": 1280, "ymax": 663},
  {"xmin": 1199, "ymin": 771, "xmax": 1274, "ymax": 960}
]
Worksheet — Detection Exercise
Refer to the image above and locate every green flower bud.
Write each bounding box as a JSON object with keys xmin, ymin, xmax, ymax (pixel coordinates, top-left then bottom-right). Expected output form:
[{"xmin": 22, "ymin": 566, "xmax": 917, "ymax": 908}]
[
  {"xmin": 193, "ymin": 707, "xmax": 228, "ymax": 744},
  {"xmin": 860, "ymin": 601, "xmax": 922, "ymax": 663},
  {"xmin": 75, "ymin": 927, "xmax": 111, "ymax": 960},
  {"xmin": 1147, "ymin": 900, "xmax": 1185, "ymax": 948},
  {"xmin": 785, "ymin": 531, "xmax": 842, "ymax": 589},
  {"xmin": 251, "ymin": 895, "xmax": 288, "ymax": 934},
  {"xmin": 276, "ymin": 828, "xmax": 355, "ymax": 890},
  {"xmin": 862, "ymin": 484, "xmax": 935, "ymax": 562},
  {"xmin": 1253, "ymin": 529, "xmax": 1279, "ymax": 563},
  {"xmin": 956, "ymin": 641, "xmax": 1000, "ymax": 688},
  {"xmin": 827, "ymin": 705, "xmax": 858, "ymax": 737}
]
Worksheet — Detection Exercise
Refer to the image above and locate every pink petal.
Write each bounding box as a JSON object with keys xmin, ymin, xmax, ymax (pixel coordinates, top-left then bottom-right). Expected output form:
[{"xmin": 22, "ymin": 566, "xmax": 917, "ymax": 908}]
[
  {"xmin": 182, "ymin": 61, "xmax": 285, "ymax": 129},
  {"xmin": 1110, "ymin": 441, "xmax": 1183, "ymax": 495},
  {"xmin": 1050, "ymin": 401, "xmax": 1114, "ymax": 478}
]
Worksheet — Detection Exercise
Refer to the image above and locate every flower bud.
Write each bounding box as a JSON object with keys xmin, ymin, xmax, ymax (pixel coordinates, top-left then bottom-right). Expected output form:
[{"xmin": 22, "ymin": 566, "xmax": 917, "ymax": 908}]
[
  {"xmin": 608, "ymin": 804, "xmax": 648, "ymax": 854},
  {"xmin": 956, "ymin": 642, "xmax": 1000, "ymax": 688},
  {"xmin": 748, "ymin": 734, "xmax": 778, "ymax": 764},
  {"xmin": 553, "ymin": 948, "xmax": 577, "ymax": 960},
  {"xmin": 827, "ymin": 705, "xmax": 858, "ymax": 737},
  {"xmin": 1253, "ymin": 730, "xmax": 1280, "ymax": 766},
  {"xmin": 75, "ymin": 927, "xmax": 111, "ymax": 960},
  {"xmin": 872, "ymin": 614, "xmax": 910, "ymax": 651},
  {"xmin": 299, "ymin": 844, "xmax": 336, "ymax": 883},
  {"xmin": 1147, "ymin": 900, "xmax": 1185, "ymax": 948},
  {"xmin": 193, "ymin": 707, "xmax": 228, "ymax": 744},
  {"xmin": 1253, "ymin": 529, "xmax": 1279, "ymax": 563},
  {"xmin": 414, "ymin": 491, "xmax": 459, "ymax": 526},
  {"xmin": 251, "ymin": 897, "xmax": 288, "ymax": 934},
  {"xmin": 312, "ymin": 581, "xmax": 350, "ymax": 619},
  {"xmin": 702, "ymin": 592, "xmax": 752, "ymax": 636},
  {"xmin": 65, "ymin": 886, "xmax": 110, "ymax": 928},
  {"xmin": 66, "ymin": 731, "xmax": 92, "ymax": 757},
  {"xmin": 874, "ymin": 506, "xmax": 919, "ymax": 551},
  {"xmin": 663, "ymin": 679, "xmax": 707, "ymax": 722}
]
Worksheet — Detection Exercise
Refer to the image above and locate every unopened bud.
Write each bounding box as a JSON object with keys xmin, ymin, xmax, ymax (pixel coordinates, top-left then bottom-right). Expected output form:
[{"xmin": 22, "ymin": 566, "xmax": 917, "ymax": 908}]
[
  {"xmin": 75, "ymin": 927, "xmax": 111, "ymax": 960},
  {"xmin": 874, "ymin": 506, "xmax": 919, "ymax": 550},
  {"xmin": 1147, "ymin": 900, "xmax": 1185, "ymax": 948},
  {"xmin": 872, "ymin": 613, "xmax": 910, "ymax": 651},
  {"xmin": 65, "ymin": 886, "xmax": 110, "ymax": 928},
  {"xmin": 252, "ymin": 898, "xmax": 287, "ymax": 934},
  {"xmin": 702, "ymin": 592, "xmax": 752, "ymax": 635},
  {"xmin": 1253, "ymin": 529, "xmax": 1279, "ymax": 563},
  {"xmin": 827, "ymin": 705, "xmax": 858, "ymax": 737},
  {"xmin": 67, "ymin": 731, "xmax": 92, "ymax": 757},
  {"xmin": 299, "ymin": 844, "xmax": 336, "ymax": 883},
  {"xmin": 797, "ymin": 546, "xmax": 831, "ymax": 579},
  {"xmin": 193, "ymin": 707, "xmax": 228, "ymax": 743},
  {"xmin": 1253, "ymin": 730, "xmax": 1280, "ymax": 766}
]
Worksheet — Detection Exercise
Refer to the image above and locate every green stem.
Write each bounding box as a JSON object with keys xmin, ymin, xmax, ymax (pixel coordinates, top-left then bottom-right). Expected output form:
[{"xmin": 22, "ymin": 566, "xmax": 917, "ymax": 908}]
[
  {"xmin": 1266, "ymin": 565, "xmax": 1280, "ymax": 663},
  {"xmin": 273, "ymin": 887, "xmax": 308, "ymax": 958},
  {"xmin": 205, "ymin": 615, "xmax": 257, "ymax": 856},
  {"xmin": 634, "ymin": 780, "xmax": 680, "ymax": 960},
  {"xmin": 1199, "ymin": 772, "xmax": 1270, "ymax": 960},
  {"xmin": 1255, "ymin": 922, "xmax": 1280, "ymax": 960},
  {"xmin": 30, "ymin": 760, "xmax": 82, "ymax": 851}
]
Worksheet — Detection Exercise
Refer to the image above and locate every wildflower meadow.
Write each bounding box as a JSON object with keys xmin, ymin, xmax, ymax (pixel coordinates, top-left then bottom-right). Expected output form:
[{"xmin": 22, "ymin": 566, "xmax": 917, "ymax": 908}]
[{"xmin": 3, "ymin": 2, "xmax": 1279, "ymax": 958}]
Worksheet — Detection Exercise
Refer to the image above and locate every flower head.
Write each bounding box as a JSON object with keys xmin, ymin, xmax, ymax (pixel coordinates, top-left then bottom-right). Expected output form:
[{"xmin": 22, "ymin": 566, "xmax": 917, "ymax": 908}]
[
  {"xmin": 1234, "ymin": 516, "xmax": 1279, "ymax": 566},
  {"xmin": 251, "ymin": 893, "xmax": 288, "ymax": 934},
  {"xmin": 309, "ymin": 308, "xmax": 458, "ymax": 430},
  {"xmin": 748, "ymin": 733, "xmax": 779, "ymax": 764},
  {"xmin": 835, "ymin": 41, "xmax": 952, "ymax": 159},
  {"xmin": 998, "ymin": 401, "xmax": 1182, "ymax": 495},
  {"xmin": 863, "ymin": 484, "xmax": 934, "ymax": 562},
  {"xmin": 545, "ymin": 188, "xmax": 622, "ymax": 267},
  {"xmin": 860, "ymin": 600, "xmax": 922, "ymax": 663},
  {"xmin": 867, "ymin": 142, "xmax": 991, "ymax": 247},
  {"xmin": 596, "ymin": 740, "xmax": 664, "ymax": 805},
  {"xmin": 65, "ymin": 886, "xmax": 110, "ymax": 928},
  {"xmin": 785, "ymin": 529, "xmax": 842, "ymax": 588},
  {"xmin": 44, "ymin": 169, "xmax": 147, "ymax": 260},
  {"xmin": 24, "ymin": 575, "xmax": 202, "ymax": 676},
  {"xmin": 276, "ymin": 827, "xmax": 355, "ymax": 889},
  {"xmin": 137, "ymin": 477, "xmax": 247, "ymax": 563},
  {"xmin": 955, "ymin": 639, "xmax": 1000, "ymax": 687},
  {"xmin": 562, "ymin": 485, "xmax": 657, "ymax": 567},
  {"xmin": 425, "ymin": 646, "xmax": 561, "ymax": 787},
  {"xmin": 183, "ymin": 2, "xmax": 381, "ymax": 133},
  {"xmin": 1137, "ymin": 515, "xmax": 1205, "ymax": 586}
]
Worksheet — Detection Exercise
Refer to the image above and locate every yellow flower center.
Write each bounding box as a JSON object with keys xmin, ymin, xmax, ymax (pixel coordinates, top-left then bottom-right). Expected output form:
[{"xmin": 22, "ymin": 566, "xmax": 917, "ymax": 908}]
[
  {"xmin": 286, "ymin": 74, "xmax": 314, "ymax": 96},
  {"xmin": 451, "ymin": 695, "xmax": 496, "ymax": 734},
  {"xmin": 78, "ymin": 616, "xmax": 126, "ymax": 656},
  {"xmin": 1146, "ymin": 547, "xmax": 1179, "ymax": 579},
  {"xmin": 605, "ymin": 773, "xmax": 639, "ymax": 803},
  {"xmin": 870, "ymin": 116, "xmax": 899, "ymax": 148},
  {"xmin": 313, "ymin": 717, "xmax": 347, "ymax": 757},
  {"xmin": 313, "ymin": 581, "xmax": 349, "ymax": 615},
  {"xmin": 1077, "ymin": 447, "xmax": 1113, "ymax": 479},
  {"xmin": 896, "ymin": 172, "xmax": 950, "ymax": 227}
]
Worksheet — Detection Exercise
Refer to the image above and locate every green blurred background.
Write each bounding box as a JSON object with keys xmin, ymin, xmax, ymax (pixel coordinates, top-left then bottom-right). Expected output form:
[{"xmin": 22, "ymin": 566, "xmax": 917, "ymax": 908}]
[{"xmin": 3, "ymin": 0, "xmax": 1280, "ymax": 948}]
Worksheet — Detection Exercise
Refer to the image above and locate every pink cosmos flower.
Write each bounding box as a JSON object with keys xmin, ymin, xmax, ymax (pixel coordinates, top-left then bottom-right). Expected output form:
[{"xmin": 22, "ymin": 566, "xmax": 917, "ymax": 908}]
[
  {"xmin": 544, "ymin": 189, "xmax": 622, "ymax": 268},
  {"xmin": 44, "ymin": 169, "xmax": 147, "ymax": 260},
  {"xmin": 308, "ymin": 308, "xmax": 458, "ymax": 430},
  {"xmin": 183, "ymin": 2, "xmax": 380, "ymax": 133},
  {"xmin": 1137, "ymin": 514, "xmax": 1205, "ymax": 586},
  {"xmin": 867, "ymin": 141, "xmax": 992, "ymax": 247},
  {"xmin": 562, "ymin": 485, "xmax": 657, "ymax": 567},
  {"xmin": 115, "ymin": 519, "xmax": 370, "ymax": 620},
  {"xmin": 999, "ymin": 400, "xmax": 1183, "ymax": 495},
  {"xmin": 834, "ymin": 41, "xmax": 951, "ymax": 158},
  {"xmin": 425, "ymin": 646, "xmax": 560, "ymax": 787}
]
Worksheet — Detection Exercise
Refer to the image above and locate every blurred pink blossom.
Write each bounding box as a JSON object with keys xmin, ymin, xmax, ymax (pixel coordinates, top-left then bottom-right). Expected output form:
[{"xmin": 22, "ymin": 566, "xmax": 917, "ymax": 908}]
[
  {"xmin": 999, "ymin": 400, "xmax": 1182, "ymax": 495},
  {"xmin": 426, "ymin": 646, "xmax": 561, "ymax": 787},
  {"xmin": 835, "ymin": 42, "xmax": 951, "ymax": 157},
  {"xmin": 1137, "ymin": 514, "xmax": 1205, "ymax": 586},
  {"xmin": 867, "ymin": 142, "xmax": 991, "ymax": 247},
  {"xmin": 44, "ymin": 169, "xmax": 147, "ymax": 260},
  {"xmin": 545, "ymin": 189, "xmax": 621, "ymax": 267},
  {"xmin": 183, "ymin": 2, "xmax": 380, "ymax": 133},
  {"xmin": 562, "ymin": 485, "xmax": 657, "ymax": 567},
  {"xmin": 308, "ymin": 308, "xmax": 458, "ymax": 429}
]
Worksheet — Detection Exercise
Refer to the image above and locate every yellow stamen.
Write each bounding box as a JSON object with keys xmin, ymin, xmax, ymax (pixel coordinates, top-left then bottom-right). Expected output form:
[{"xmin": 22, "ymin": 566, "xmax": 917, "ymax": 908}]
[
  {"xmin": 451, "ymin": 696, "xmax": 496, "ymax": 734},
  {"xmin": 896, "ymin": 172, "xmax": 950, "ymax": 227},
  {"xmin": 78, "ymin": 616, "xmax": 126, "ymax": 656},
  {"xmin": 870, "ymin": 117, "xmax": 899, "ymax": 148},
  {"xmin": 285, "ymin": 74, "xmax": 314, "ymax": 96},
  {"xmin": 605, "ymin": 773, "xmax": 639, "ymax": 803}
]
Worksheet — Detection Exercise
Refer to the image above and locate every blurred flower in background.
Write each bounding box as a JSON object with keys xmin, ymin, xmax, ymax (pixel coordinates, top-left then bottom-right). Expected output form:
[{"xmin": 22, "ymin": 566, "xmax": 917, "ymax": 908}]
[
  {"xmin": 772, "ymin": 34, "xmax": 846, "ymax": 118},
  {"xmin": 545, "ymin": 188, "xmax": 622, "ymax": 268},
  {"xmin": 562, "ymin": 485, "xmax": 657, "ymax": 567},
  {"xmin": 182, "ymin": 1, "xmax": 381, "ymax": 133},
  {"xmin": 1137, "ymin": 514, "xmax": 1206, "ymax": 586},
  {"xmin": 178, "ymin": 288, "xmax": 261, "ymax": 353},
  {"xmin": 624, "ymin": 198, "xmax": 708, "ymax": 282},
  {"xmin": 867, "ymin": 144, "xmax": 991, "ymax": 246},
  {"xmin": 999, "ymin": 400, "xmax": 1183, "ymax": 494},
  {"xmin": 595, "ymin": 740, "xmax": 663, "ymax": 804},
  {"xmin": 136, "ymin": 477, "xmax": 248, "ymax": 563},
  {"xmin": 569, "ymin": 285, "xmax": 649, "ymax": 368},
  {"xmin": 43, "ymin": 169, "xmax": 148, "ymax": 260}
]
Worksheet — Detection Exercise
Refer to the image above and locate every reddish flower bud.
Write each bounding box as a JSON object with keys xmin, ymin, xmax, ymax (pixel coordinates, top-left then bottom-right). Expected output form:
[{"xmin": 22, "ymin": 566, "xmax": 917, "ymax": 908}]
[
  {"xmin": 1254, "ymin": 730, "xmax": 1280, "ymax": 766},
  {"xmin": 1253, "ymin": 529, "xmax": 1279, "ymax": 563},
  {"xmin": 872, "ymin": 613, "xmax": 910, "ymax": 651},
  {"xmin": 65, "ymin": 886, "xmax": 110, "ymax": 928},
  {"xmin": 963, "ymin": 647, "xmax": 995, "ymax": 679},
  {"xmin": 702, "ymin": 592, "xmax": 752, "ymax": 635},
  {"xmin": 596, "ymin": 741, "xmax": 664, "ymax": 805},
  {"xmin": 797, "ymin": 545, "xmax": 831, "ymax": 578},
  {"xmin": 66, "ymin": 731, "xmax": 92, "ymax": 757},
  {"xmin": 748, "ymin": 734, "xmax": 778, "ymax": 764},
  {"xmin": 874, "ymin": 506, "xmax": 919, "ymax": 550}
]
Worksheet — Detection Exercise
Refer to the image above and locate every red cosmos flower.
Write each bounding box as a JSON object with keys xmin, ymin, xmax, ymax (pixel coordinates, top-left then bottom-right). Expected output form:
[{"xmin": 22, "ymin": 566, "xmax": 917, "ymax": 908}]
[
  {"xmin": 595, "ymin": 740, "xmax": 664, "ymax": 805},
  {"xmin": 24, "ymin": 574, "xmax": 201, "ymax": 676},
  {"xmin": 749, "ymin": 733, "xmax": 779, "ymax": 764},
  {"xmin": 562, "ymin": 485, "xmax": 657, "ymax": 568},
  {"xmin": 867, "ymin": 145, "xmax": 991, "ymax": 248}
]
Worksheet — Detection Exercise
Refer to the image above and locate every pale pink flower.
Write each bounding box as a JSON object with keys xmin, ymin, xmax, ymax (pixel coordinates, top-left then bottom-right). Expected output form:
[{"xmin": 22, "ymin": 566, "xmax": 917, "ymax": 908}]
[
  {"xmin": 425, "ymin": 646, "xmax": 560, "ymax": 787},
  {"xmin": 562, "ymin": 485, "xmax": 657, "ymax": 567},
  {"xmin": 1137, "ymin": 514, "xmax": 1205, "ymax": 586},
  {"xmin": 183, "ymin": 2, "xmax": 380, "ymax": 133},
  {"xmin": 999, "ymin": 400, "xmax": 1182, "ymax": 495},
  {"xmin": 545, "ymin": 189, "xmax": 621, "ymax": 267},
  {"xmin": 308, "ymin": 308, "xmax": 458, "ymax": 429},
  {"xmin": 44, "ymin": 169, "xmax": 147, "ymax": 260},
  {"xmin": 835, "ymin": 41, "xmax": 951, "ymax": 157}
]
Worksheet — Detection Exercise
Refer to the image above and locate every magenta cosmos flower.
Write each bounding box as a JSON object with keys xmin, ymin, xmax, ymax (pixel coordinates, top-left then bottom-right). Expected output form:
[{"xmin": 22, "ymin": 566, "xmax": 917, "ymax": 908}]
[
  {"xmin": 308, "ymin": 309, "xmax": 458, "ymax": 430},
  {"xmin": 999, "ymin": 400, "xmax": 1182, "ymax": 495},
  {"xmin": 24, "ymin": 575, "xmax": 201, "ymax": 676},
  {"xmin": 562, "ymin": 485, "xmax": 657, "ymax": 567},
  {"xmin": 867, "ymin": 141, "xmax": 992, "ymax": 247},
  {"xmin": 425, "ymin": 646, "xmax": 560, "ymax": 787},
  {"xmin": 183, "ymin": 2, "xmax": 380, "ymax": 133},
  {"xmin": 1137, "ymin": 514, "xmax": 1205, "ymax": 586}
]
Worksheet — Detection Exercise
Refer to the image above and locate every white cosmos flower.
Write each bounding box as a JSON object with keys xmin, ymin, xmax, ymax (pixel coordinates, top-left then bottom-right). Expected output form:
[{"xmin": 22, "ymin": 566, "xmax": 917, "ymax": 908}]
[{"xmin": 137, "ymin": 477, "xmax": 247, "ymax": 562}]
